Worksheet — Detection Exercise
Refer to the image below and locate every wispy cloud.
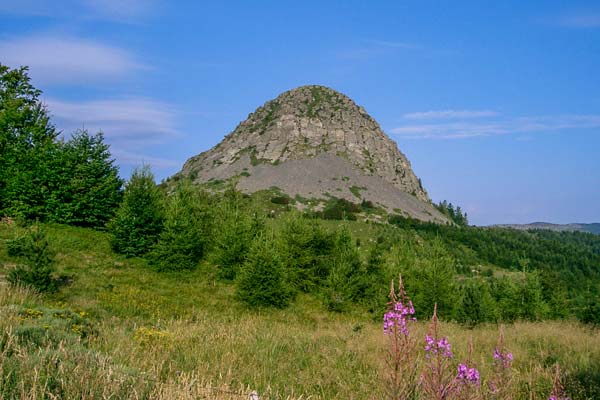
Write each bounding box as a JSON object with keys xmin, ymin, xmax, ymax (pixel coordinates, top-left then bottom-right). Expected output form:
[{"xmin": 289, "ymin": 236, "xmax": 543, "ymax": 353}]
[
  {"xmin": 367, "ymin": 40, "xmax": 416, "ymax": 49},
  {"xmin": 46, "ymin": 97, "xmax": 180, "ymax": 144},
  {"xmin": 0, "ymin": 0, "xmax": 158, "ymax": 22},
  {"xmin": 392, "ymin": 114, "xmax": 600, "ymax": 139},
  {"xmin": 337, "ymin": 39, "xmax": 417, "ymax": 60},
  {"xmin": 82, "ymin": 0, "xmax": 158, "ymax": 22},
  {"xmin": 0, "ymin": 35, "xmax": 145, "ymax": 85},
  {"xmin": 403, "ymin": 110, "xmax": 499, "ymax": 120},
  {"xmin": 111, "ymin": 149, "xmax": 182, "ymax": 168},
  {"xmin": 554, "ymin": 12, "xmax": 600, "ymax": 28}
]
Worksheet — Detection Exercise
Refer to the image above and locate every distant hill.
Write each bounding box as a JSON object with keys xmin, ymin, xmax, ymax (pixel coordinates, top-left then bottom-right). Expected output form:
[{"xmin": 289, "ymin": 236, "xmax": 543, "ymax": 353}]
[
  {"xmin": 494, "ymin": 222, "xmax": 600, "ymax": 235},
  {"xmin": 174, "ymin": 85, "xmax": 447, "ymax": 223}
]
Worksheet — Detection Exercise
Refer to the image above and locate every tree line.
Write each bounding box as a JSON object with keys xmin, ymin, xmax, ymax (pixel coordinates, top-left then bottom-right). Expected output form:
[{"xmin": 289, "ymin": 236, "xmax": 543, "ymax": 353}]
[{"xmin": 0, "ymin": 64, "xmax": 122, "ymax": 225}]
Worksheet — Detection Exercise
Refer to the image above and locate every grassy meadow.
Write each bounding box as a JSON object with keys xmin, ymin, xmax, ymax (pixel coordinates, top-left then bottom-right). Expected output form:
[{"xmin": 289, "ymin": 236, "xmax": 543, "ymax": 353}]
[{"xmin": 1, "ymin": 221, "xmax": 599, "ymax": 399}]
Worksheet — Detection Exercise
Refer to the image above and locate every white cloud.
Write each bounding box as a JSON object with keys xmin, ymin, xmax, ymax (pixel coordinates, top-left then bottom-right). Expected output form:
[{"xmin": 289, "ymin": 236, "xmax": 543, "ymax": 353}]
[
  {"xmin": 337, "ymin": 39, "xmax": 417, "ymax": 60},
  {"xmin": 46, "ymin": 97, "xmax": 179, "ymax": 144},
  {"xmin": 110, "ymin": 149, "xmax": 181, "ymax": 168},
  {"xmin": 82, "ymin": 0, "xmax": 156, "ymax": 21},
  {"xmin": 555, "ymin": 13, "xmax": 600, "ymax": 28},
  {"xmin": 0, "ymin": 0, "xmax": 157, "ymax": 22},
  {"xmin": 403, "ymin": 110, "xmax": 500, "ymax": 120},
  {"xmin": 368, "ymin": 40, "xmax": 416, "ymax": 49},
  {"xmin": 391, "ymin": 115, "xmax": 600, "ymax": 139},
  {"xmin": 46, "ymin": 96, "xmax": 182, "ymax": 169},
  {"xmin": 0, "ymin": 35, "xmax": 145, "ymax": 85}
]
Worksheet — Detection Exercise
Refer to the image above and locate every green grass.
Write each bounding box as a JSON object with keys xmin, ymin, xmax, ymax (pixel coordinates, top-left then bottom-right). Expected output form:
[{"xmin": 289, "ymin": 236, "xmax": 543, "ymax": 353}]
[{"xmin": 1, "ymin": 222, "xmax": 599, "ymax": 399}]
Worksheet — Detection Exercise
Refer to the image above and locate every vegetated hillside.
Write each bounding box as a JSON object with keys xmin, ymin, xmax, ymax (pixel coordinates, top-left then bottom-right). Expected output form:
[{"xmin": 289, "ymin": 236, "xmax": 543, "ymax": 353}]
[
  {"xmin": 387, "ymin": 214, "xmax": 600, "ymax": 320},
  {"xmin": 1, "ymin": 221, "xmax": 600, "ymax": 399},
  {"xmin": 495, "ymin": 222, "xmax": 600, "ymax": 235},
  {"xmin": 175, "ymin": 85, "xmax": 447, "ymax": 223}
]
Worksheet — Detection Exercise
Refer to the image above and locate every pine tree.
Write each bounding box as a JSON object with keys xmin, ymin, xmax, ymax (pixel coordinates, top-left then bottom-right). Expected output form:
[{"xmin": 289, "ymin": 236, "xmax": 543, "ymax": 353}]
[
  {"xmin": 278, "ymin": 213, "xmax": 339, "ymax": 293},
  {"xmin": 1, "ymin": 65, "xmax": 123, "ymax": 225},
  {"xmin": 109, "ymin": 166, "xmax": 164, "ymax": 256},
  {"xmin": 0, "ymin": 64, "xmax": 59, "ymax": 219},
  {"xmin": 148, "ymin": 181, "xmax": 212, "ymax": 271},
  {"xmin": 413, "ymin": 238, "xmax": 458, "ymax": 319},
  {"xmin": 236, "ymin": 232, "xmax": 291, "ymax": 308},
  {"xmin": 210, "ymin": 190, "xmax": 264, "ymax": 280},
  {"xmin": 51, "ymin": 130, "xmax": 123, "ymax": 227},
  {"xmin": 7, "ymin": 224, "xmax": 57, "ymax": 292}
]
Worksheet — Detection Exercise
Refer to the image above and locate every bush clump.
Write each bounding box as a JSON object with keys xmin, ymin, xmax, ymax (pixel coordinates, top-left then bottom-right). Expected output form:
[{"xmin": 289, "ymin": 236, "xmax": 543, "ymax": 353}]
[{"xmin": 321, "ymin": 198, "xmax": 361, "ymax": 220}]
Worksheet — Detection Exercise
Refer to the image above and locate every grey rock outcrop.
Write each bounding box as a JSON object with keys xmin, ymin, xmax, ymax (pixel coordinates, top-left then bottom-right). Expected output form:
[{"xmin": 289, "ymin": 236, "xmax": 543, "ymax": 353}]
[{"xmin": 177, "ymin": 85, "xmax": 447, "ymax": 222}]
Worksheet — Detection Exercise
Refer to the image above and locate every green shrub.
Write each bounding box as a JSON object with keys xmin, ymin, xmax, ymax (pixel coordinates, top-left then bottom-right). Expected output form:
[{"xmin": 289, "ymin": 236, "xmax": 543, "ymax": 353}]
[
  {"xmin": 321, "ymin": 198, "xmax": 361, "ymax": 220},
  {"xmin": 270, "ymin": 195, "xmax": 290, "ymax": 205},
  {"xmin": 7, "ymin": 224, "xmax": 57, "ymax": 292},
  {"xmin": 360, "ymin": 199, "xmax": 375, "ymax": 210},
  {"xmin": 236, "ymin": 232, "xmax": 291, "ymax": 308},
  {"xmin": 6, "ymin": 235, "xmax": 28, "ymax": 257},
  {"xmin": 109, "ymin": 166, "xmax": 164, "ymax": 257}
]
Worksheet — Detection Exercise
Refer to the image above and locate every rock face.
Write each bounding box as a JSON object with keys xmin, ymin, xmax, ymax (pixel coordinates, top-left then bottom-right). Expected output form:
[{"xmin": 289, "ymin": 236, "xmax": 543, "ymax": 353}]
[{"xmin": 178, "ymin": 85, "xmax": 447, "ymax": 222}]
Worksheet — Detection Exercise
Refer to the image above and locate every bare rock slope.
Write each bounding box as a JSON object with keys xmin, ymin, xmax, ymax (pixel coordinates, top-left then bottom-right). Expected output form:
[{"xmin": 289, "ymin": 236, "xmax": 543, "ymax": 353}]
[{"xmin": 178, "ymin": 85, "xmax": 446, "ymax": 222}]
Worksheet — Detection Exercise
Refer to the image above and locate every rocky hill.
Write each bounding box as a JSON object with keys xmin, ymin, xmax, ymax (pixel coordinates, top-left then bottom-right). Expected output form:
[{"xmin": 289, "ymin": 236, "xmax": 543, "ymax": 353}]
[{"xmin": 177, "ymin": 85, "xmax": 447, "ymax": 222}]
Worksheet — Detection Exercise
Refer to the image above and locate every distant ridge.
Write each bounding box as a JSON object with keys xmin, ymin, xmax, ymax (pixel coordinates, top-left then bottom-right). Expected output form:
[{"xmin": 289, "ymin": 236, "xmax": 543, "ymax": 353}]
[{"xmin": 493, "ymin": 222, "xmax": 600, "ymax": 235}]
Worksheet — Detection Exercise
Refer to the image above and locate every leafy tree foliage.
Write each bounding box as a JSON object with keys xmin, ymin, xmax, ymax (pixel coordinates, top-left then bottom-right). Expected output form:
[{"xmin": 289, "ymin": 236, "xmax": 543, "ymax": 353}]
[
  {"xmin": 236, "ymin": 232, "xmax": 291, "ymax": 308},
  {"xmin": 109, "ymin": 166, "xmax": 164, "ymax": 257},
  {"xmin": 148, "ymin": 181, "xmax": 213, "ymax": 271},
  {"xmin": 0, "ymin": 65, "xmax": 122, "ymax": 226},
  {"xmin": 0, "ymin": 64, "xmax": 59, "ymax": 219}
]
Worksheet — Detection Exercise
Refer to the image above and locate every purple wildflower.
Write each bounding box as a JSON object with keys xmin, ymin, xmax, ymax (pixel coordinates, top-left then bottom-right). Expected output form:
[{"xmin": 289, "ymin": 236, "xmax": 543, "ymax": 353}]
[
  {"xmin": 424, "ymin": 334, "xmax": 453, "ymax": 358},
  {"xmin": 493, "ymin": 347, "xmax": 513, "ymax": 368},
  {"xmin": 457, "ymin": 363, "xmax": 480, "ymax": 385},
  {"xmin": 383, "ymin": 300, "xmax": 415, "ymax": 336}
]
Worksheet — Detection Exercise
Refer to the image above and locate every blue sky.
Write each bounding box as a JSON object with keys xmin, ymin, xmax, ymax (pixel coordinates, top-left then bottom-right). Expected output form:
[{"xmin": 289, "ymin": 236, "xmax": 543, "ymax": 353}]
[{"xmin": 1, "ymin": 0, "xmax": 599, "ymax": 225}]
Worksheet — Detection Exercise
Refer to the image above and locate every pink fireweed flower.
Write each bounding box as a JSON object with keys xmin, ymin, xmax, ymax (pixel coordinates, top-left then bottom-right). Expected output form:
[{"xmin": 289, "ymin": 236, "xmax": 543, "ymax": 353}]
[
  {"xmin": 493, "ymin": 348, "xmax": 513, "ymax": 368},
  {"xmin": 457, "ymin": 363, "xmax": 480, "ymax": 384},
  {"xmin": 383, "ymin": 300, "xmax": 415, "ymax": 336},
  {"xmin": 424, "ymin": 334, "xmax": 453, "ymax": 358}
]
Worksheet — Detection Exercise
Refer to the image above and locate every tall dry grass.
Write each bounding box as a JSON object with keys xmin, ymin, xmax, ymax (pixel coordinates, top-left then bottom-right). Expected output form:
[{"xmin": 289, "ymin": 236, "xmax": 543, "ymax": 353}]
[{"xmin": 2, "ymin": 284, "xmax": 599, "ymax": 399}]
